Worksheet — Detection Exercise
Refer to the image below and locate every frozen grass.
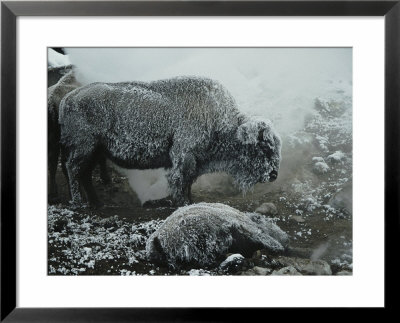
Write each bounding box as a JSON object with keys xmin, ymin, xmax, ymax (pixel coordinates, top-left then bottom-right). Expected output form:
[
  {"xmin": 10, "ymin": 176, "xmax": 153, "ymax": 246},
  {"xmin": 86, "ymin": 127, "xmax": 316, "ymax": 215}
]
[{"xmin": 48, "ymin": 205, "xmax": 163, "ymax": 275}]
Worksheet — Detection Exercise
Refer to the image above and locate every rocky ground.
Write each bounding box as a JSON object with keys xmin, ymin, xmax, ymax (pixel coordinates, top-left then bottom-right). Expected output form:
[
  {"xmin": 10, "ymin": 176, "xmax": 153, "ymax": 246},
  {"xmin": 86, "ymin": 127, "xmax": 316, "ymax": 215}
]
[{"xmin": 48, "ymin": 95, "xmax": 352, "ymax": 276}]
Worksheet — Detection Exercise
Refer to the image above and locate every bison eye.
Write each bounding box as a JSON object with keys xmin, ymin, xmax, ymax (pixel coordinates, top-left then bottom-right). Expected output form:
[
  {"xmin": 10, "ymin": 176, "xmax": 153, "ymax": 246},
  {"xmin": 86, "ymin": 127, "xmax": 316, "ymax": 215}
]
[
  {"xmin": 258, "ymin": 129, "xmax": 264, "ymax": 142},
  {"xmin": 260, "ymin": 144, "xmax": 274, "ymax": 158}
]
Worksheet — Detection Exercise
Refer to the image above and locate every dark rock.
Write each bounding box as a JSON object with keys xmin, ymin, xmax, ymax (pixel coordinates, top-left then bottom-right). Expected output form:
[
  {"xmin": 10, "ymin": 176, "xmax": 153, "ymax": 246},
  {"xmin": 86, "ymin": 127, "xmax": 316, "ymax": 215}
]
[
  {"xmin": 289, "ymin": 215, "xmax": 305, "ymax": 223},
  {"xmin": 272, "ymin": 266, "xmax": 302, "ymax": 275},
  {"xmin": 241, "ymin": 266, "xmax": 271, "ymax": 276},
  {"xmin": 252, "ymin": 266, "xmax": 271, "ymax": 275},
  {"xmin": 336, "ymin": 270, "xmax": 352, "ymax": 276},
  {"xmin": 276, "ymin": 256, "xmax": 332, "ymax": 275},
  {"xmin": 219, "ymin": 254, "xmax": 246, "ymax": 273}
]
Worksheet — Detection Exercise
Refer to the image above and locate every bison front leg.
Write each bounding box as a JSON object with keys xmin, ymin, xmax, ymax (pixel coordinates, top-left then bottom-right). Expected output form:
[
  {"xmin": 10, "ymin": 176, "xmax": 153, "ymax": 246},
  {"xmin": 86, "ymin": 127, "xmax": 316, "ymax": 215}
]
[
  {"xmin": 65, "ymin": 158, "xmax": 83, "ymax": 206},
  {"xmin": 99, "ymin": 155, "xmax": 111, "ymax": 185},
  {"xmin": 48, "ymin": 141, "xmax": 60, "ymax": 204},
  {"xmin": 167, "ymin": 151, "xmax": 197, "ymax": 206},
  {"xmin": 65, "ymin": 147, "xmax": 89, "ymax": 207}
]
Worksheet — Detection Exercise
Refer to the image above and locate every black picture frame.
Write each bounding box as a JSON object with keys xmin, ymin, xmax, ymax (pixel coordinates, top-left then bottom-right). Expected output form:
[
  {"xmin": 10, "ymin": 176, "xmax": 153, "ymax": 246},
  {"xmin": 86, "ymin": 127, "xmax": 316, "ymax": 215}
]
[{"xmin": 1, "ymin": 0, "xmax": 398, "ymax": 321}]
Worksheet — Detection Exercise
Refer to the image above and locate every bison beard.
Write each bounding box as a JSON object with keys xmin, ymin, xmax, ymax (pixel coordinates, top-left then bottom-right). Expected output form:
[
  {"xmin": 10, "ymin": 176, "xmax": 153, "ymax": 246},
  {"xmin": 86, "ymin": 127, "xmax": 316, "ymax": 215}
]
[{"xmin": 59, "ymin": 76, "xmax": 282, "ymax": 207}]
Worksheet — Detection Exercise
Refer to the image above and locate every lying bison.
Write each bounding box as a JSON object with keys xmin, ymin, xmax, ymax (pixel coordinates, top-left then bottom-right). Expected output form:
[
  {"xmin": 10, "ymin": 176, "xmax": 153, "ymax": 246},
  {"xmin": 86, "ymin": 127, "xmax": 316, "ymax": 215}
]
[
  {"xmin": 59, "ymin": 76, "xmax": 281, "ymax": 207},
  {"xmin": 48, "ymin": 70, "xmax": 110, "ymax": 203},
  {"xmin": 146, "ymin": 202, "xmax": 289, "ymax": 268}
]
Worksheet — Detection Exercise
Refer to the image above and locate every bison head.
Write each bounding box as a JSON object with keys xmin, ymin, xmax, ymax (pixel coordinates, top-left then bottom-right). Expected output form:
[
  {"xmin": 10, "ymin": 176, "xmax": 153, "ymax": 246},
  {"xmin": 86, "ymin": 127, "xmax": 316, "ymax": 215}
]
[{"xmin": 230, "ymin": 117, "xmax": 281, "ymax": 192}]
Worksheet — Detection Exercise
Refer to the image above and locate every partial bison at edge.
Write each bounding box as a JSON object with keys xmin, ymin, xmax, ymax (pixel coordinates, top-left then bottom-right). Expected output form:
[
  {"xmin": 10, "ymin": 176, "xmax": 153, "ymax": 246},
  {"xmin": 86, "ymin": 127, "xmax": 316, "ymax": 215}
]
[
  {"xmin": 48, "ymin": 70, "xmax": 81, "ymax": 203},
  {"xmin": 59, "ymin": 76, "xmax": 281, "ymax": 207},
  {"xmin": 48, "ymin": 70, "xmax": 110, "ymax": 204}
]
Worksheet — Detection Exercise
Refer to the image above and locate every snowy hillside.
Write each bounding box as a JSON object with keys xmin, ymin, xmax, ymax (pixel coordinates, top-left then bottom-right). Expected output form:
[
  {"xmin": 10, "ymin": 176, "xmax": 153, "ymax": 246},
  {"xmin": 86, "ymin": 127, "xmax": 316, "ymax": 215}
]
[{"xmin": 48, "ymin": 48, "xmax": 71, "ymax": 68}]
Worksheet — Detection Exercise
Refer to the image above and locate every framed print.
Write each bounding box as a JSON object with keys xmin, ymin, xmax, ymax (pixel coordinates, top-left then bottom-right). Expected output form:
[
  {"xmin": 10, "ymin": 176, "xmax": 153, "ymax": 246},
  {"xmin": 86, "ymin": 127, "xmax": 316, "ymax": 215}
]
[{"xmin": 1, "ymin": 0, "xmax": 399, "ymax": 320}]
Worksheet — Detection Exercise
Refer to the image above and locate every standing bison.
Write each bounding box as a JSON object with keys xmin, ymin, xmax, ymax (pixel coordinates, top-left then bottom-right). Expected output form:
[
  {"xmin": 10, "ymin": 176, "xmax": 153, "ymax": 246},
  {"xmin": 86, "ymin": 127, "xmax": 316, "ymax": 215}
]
[
  {"xmin": 48, "ymin": 70, "xmax": 81, "ymax": 203},
  {"xmin": 48, "ymin": 70, "xmax": 110, "ymax": 203},
  {"xmin": 59, "ymin": 76, "xmax": 281, "ymax": 207}
]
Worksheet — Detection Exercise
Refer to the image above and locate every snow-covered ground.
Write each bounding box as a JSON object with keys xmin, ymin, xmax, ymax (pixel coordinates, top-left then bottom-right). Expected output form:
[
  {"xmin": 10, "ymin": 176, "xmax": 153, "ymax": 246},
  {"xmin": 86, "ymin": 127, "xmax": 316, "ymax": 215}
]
[
  {"xmin": 48, "ymin": 205, "xmax": 164, "ymax": 275},
  {"xmin": 48, "ymin": 48, "xmax": 71, "ymax": 68}
]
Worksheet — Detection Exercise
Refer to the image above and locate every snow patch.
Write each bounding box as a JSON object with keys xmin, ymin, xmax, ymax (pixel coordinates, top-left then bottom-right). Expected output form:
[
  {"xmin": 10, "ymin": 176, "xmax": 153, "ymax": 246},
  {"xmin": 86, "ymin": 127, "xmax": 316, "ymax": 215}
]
[{"xmin": 48, "ymin": 48, "xmax": 71, "ymax": 68}]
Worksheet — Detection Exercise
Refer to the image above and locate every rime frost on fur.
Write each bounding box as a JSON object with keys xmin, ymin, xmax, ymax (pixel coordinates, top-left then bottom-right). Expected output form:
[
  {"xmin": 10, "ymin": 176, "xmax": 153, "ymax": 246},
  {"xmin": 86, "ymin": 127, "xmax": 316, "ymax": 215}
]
[
  {"xmin": 48, "ymin": 70, "xmax": 81, "ymax": 201},
  {"xmin": 48, "ymin": 70, "xmax": 80, "ymax": 125},
  {"xmin": 146, "ymin": 203, "xmax": 289, "ymax": 268},
  {"xmin": 59, "ymin": 76, "xmax": 282, "ymax": 206}
]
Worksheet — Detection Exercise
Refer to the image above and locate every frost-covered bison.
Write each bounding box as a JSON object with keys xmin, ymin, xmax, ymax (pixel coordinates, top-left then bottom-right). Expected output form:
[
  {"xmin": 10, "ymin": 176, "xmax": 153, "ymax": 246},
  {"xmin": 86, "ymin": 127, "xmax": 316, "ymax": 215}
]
[
  {"xmin": 48, "ymin": 70, "xmax": 81, "ymax": 202},
  {"xmin": 48, "ymin": 70, "xmax": 110, "ymax": 203},
  {"xmin": 48, "ymin": 64, "xmax": 73, "ymax": 87},
  {"xmin": 146, "ymin": 203, "xmax": 290, "ymax": 268},
  {"xmin": 59, "ymin": 76, "xmax": 281, "ymax": 207}
]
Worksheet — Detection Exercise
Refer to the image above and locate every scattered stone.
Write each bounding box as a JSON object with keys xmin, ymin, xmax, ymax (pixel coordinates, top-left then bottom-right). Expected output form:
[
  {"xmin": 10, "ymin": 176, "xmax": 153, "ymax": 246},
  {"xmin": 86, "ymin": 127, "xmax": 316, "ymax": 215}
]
[
  {"xmin": 146, "ymin": 203, "xmax": 289, "ymax": 268},
  {"xmin": 252, "ymin": 266, "xmax": 271, "ymax": 275},
  {"xmin": 187, "ymin": 269, "xmax": 211, "ymax": 276},
  {"xmin": 255, "ymin": 203, "xmax": 278, "ymax": 216},
  {"xmin": 336, "ymin": 270, "xmax": 352, "ymax": 276},
  {"xmin": 241, "ymin": 269, "xmax": 257, "ymax": 276},
  {"xmin": 276, "ymin": 257, "xmax": 332, "ymax": 275},
  {"xmin": 290, "ymin": 215, "xmax": 305, "ymax": 223},
  {"xmin": 241, "ymin": 266, "xmax": 271, "ymax": 276},
  {"xmin": 251, "ymin": 250, "xmax": 278, "ymax": 268},
  {"xmin": 219, "ymin": 254, "xmax": 245, "ymax": 273},
  {"xmin": 327, "ymin": 151, "xmax": 346, "ymax": 164},
  {"xmin": 272, "ymin": 266, "xmax": 302, "ymax": 275},
  {"xmin": 330, "ymin": 256, "xmax": 353, "ymax": 273}
]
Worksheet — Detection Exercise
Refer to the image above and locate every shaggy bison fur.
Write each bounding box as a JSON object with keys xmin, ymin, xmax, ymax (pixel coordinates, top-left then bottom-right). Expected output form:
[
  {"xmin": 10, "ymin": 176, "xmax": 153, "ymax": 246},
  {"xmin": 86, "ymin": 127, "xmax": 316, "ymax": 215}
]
[
  {"xmin": 48, "ymin": 70, "xmax": 110, "ymax": 203},
  {"xmin": 146, "ymin": 202, "xmax": 290, "ymax": 268},
  {"xmin": 59, "ymin": 76, "xmax": 281, "ymax": 207}
]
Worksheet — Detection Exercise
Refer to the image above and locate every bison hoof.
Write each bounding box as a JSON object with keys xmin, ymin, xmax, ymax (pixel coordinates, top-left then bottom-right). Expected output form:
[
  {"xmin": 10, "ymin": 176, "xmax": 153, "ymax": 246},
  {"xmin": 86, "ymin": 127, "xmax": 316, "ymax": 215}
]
[
  {"xmin": 48, "ymin": 194, "xmax": 61, "ymax": 205},
  {"xmin": 142, "ymin": 198, "xmax": 174, "ymax": 208},
  {"xmin": 89, "ymin": 201, "xmax": 104, "ymax": 209}
]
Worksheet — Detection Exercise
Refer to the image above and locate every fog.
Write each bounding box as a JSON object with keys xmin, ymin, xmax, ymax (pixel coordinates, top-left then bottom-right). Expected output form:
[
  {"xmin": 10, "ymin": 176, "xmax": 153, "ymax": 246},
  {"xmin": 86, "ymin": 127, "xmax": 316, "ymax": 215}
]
[
  {"xmin": 67, "ymin": 48, "xmax": 351, "ymax": 134},
  {"xmin": 64, "ymin": 48, "xmax": 352, "ymax": 204}
]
